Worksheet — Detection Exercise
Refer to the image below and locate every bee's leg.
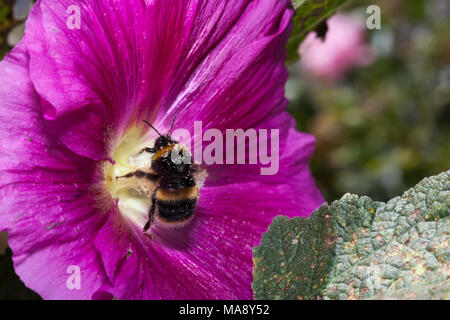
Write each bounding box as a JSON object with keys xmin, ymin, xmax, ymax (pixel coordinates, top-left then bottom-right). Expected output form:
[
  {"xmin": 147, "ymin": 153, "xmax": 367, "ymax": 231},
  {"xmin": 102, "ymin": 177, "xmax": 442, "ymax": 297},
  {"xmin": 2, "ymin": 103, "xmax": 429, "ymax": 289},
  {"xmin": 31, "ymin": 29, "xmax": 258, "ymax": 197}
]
[
  {"xmin": 138, "ymin": 147, "xmax": 156, "ymax": 154},
  {"xmin": 116, "ymin": 170, "xmax": 158, "ymax": 181},
  {"xmin": 144, "ymin": 188, "xmax": 158, "ymax": 232}
]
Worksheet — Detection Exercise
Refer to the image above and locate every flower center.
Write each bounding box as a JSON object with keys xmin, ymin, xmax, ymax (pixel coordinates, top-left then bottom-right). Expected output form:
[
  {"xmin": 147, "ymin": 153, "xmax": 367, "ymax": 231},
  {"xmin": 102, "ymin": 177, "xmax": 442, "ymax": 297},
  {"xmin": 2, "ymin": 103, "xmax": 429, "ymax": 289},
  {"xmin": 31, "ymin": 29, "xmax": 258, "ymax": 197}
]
[
  {"xmin": 103, "ymin": 125, "xmax": 207, "ymax": 230},
  {"xmin": 104, "ymin": 126, "xmax": 157, "ymax": 228}
]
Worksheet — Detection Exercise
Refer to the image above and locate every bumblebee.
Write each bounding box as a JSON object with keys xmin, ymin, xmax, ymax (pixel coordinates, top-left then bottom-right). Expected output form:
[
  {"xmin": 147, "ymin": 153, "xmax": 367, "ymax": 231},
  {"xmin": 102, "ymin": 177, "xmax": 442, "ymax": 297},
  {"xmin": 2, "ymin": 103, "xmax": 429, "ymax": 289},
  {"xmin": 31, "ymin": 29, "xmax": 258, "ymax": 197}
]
[{"xmin": 117, "ymin": 120, "xmax": 198, "ymax": 232}]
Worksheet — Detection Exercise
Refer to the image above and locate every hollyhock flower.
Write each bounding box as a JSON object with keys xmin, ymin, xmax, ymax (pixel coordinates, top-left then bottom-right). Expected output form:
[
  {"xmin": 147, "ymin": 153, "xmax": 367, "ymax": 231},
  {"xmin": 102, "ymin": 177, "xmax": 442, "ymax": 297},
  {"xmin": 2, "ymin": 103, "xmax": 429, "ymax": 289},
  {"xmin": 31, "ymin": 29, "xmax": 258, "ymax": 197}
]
[
  {"xmin": 298, "ymin": 14, "xmax": 376, "ymax": 81},
  {"xmin": 0, "ymin": 0, "xmax": 324, "ymax": 299}
]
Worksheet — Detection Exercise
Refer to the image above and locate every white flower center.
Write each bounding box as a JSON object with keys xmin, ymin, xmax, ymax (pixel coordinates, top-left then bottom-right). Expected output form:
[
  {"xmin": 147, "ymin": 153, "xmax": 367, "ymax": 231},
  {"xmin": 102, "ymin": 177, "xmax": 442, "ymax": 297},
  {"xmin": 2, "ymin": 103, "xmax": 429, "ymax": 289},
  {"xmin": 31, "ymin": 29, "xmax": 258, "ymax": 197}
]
[
  {"xmin": 104, "ymin": 126, "xmax": 157, "ymax": 228},
  {"xmin": 103, "ymin": 125, "xmax": 207, "ymax": 230}
]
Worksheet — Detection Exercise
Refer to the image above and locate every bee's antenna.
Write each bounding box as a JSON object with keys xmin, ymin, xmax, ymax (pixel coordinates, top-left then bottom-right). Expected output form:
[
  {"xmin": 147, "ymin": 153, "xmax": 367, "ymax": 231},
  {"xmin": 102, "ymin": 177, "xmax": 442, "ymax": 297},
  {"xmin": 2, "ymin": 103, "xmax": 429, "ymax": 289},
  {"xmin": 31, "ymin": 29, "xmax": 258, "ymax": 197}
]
[
  {"xmin": 168, "ymin": 115, "xmax": 177, "ymax": 135},
  {"xmin": 143, "ymin": 120, "xmax": 162, "ymax": 136}
]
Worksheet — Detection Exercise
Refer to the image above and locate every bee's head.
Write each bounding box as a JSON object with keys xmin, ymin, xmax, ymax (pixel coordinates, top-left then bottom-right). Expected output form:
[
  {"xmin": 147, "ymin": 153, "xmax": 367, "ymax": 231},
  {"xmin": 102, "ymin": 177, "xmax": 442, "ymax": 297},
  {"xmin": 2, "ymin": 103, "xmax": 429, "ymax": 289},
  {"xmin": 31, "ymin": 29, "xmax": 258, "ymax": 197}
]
[
  {"xmin": 153, "ymin": 135, "xmax": 174, "ymax": 150},
  {"xmin": 143, "ymin": 118, "xmax": 177, "ymax": 150}
]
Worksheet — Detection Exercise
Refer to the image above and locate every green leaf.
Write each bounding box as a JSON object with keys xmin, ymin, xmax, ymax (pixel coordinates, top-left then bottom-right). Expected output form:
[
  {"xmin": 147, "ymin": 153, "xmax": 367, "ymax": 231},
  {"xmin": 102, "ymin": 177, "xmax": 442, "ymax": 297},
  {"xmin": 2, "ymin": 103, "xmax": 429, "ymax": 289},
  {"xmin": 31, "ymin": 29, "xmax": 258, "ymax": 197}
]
[
  {"xmin": 253, "ymin": 170, "xmax": 450, "ymax": 300},
  {"xmin": 369, "ymin": 280, "xmax": 450, "ymax": 300},
  {"xmin": 287, "ymin": 0, "xmax": 363, "ymax": 64}
]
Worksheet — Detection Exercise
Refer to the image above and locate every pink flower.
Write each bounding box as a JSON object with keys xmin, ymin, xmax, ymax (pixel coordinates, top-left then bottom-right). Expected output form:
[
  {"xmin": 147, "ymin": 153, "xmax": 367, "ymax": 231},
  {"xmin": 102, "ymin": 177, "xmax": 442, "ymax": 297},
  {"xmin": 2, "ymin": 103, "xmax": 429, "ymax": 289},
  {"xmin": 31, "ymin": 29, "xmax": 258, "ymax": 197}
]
[
  {"xmin": 0, "ymin": 0, "xmax": 324, "ymax": 299},
  {"xmin": 299, "ymin": 14, "xmax": 376, "ymax": 81}
]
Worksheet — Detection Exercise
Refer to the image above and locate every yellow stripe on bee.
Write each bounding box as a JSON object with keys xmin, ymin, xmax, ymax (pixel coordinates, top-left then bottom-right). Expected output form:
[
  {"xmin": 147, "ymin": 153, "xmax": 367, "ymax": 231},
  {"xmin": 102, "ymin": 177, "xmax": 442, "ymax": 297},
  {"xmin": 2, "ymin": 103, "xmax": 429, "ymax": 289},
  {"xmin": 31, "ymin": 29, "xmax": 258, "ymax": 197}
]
[
  {"xmin": 152, "ymin": 144, "xmax": 175, "ymax": 161},
  {"xmin": 156, "ymin": 186, "xmax": 199, "ymax": 202}
]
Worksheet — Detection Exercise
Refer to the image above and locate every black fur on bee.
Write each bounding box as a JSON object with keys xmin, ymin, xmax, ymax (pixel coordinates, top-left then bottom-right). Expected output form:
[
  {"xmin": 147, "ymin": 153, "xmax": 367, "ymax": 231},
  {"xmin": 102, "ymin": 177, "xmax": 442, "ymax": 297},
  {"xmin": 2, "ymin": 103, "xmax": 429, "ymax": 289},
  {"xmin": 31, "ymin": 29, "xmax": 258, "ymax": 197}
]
[{"xmin": 117, "ymin": 119, "xmax": 198, "ymax": 232}]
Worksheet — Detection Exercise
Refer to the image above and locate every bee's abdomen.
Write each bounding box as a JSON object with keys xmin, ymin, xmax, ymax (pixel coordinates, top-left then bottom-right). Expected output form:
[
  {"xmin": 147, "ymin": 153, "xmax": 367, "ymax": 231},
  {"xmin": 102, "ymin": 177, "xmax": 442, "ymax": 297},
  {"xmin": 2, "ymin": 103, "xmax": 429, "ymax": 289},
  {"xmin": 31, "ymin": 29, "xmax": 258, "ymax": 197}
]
[
  {"xmin": 156, "ymin": 198, "xmax": 197, "ymax": 223},
  {"xmin": 155, "ymin": 187, "xmax": 198, "ymax": 223}
]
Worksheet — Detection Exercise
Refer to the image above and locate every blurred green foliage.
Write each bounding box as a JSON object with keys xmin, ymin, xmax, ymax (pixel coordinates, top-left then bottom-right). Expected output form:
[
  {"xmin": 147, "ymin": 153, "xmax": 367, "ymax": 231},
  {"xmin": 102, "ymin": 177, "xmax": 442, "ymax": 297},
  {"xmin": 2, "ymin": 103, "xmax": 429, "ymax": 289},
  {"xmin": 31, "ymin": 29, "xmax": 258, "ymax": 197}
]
[
  {"xmin": 288, "ymin": 0, "xmax": 450, "ymax": 202},
  {"xmin": 0, "ymin": 0, "xmax": 16, "ymax": 60}
]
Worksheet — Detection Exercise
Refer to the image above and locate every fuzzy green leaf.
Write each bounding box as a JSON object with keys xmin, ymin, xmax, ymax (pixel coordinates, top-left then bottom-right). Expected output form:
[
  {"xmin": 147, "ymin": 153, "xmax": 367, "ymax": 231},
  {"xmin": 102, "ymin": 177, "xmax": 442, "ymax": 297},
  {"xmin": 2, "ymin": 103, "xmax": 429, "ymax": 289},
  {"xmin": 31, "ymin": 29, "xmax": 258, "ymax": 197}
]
[
  {"xmin": 287, "ymin": 0, "xmax": 362, "ymax": 64},
  {"xmin": 253, "ymin": 171, "xmax": 450, "ymax": 300}
]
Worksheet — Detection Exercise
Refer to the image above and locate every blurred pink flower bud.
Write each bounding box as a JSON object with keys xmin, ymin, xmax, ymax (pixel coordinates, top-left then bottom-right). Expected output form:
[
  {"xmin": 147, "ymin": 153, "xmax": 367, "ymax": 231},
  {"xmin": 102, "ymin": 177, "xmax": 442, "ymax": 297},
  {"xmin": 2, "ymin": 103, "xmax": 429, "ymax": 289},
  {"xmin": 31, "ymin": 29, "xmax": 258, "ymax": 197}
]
[{"xmin": 298, "ymin": 14, "xmax": 376, "ymax": 81}]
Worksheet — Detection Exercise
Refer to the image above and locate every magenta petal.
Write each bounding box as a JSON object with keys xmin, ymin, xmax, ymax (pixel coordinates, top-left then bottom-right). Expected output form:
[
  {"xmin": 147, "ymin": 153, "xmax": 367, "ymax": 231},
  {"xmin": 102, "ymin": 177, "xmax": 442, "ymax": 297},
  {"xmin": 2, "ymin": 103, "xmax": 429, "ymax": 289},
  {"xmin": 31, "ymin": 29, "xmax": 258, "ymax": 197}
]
[
  {"xmin": 205, "ymin": 112, "xmax": 318, "ymax": 187},
  {"xmin": 0, "ymin": 42, "xmax": 111, "ymax": 299},
  {"xmin": 95, "ymin": 208, "xmax": 237, "ymax": 299},
  {"xmin": 25, "ymin": 0, "xmax": 147, "ymax": 159},
  {"xmin": 207, "ymin": 120, "xmax": 325, "ymax": 217},
  {"xmin": 24, "ymin": 0, "xmax": 295, "ymax": 150},
  {"xmin": 24, "ymin": 0, "xmax": 223, "ymax": 158},
  {"xmin": 158, "ymin": 1, "xmax": 292, "ymax": 132}
]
